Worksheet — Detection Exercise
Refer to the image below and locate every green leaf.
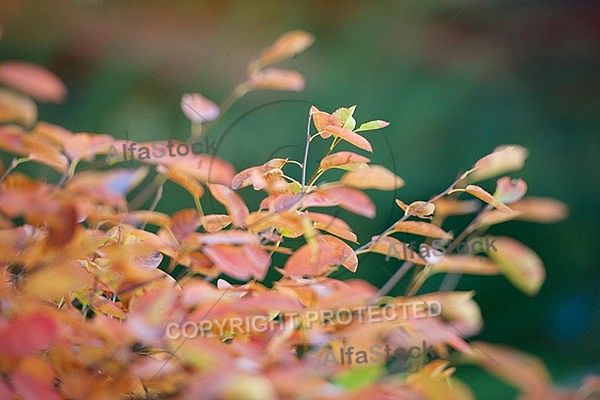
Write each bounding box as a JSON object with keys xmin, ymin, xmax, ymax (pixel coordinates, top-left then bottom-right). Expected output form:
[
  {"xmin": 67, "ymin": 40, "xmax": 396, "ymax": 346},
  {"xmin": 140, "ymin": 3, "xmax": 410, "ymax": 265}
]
[
  {"xmin": 333, "ymin": 364, "xmax": 385, "ymax": 390},
  {"xmin": 355, "ymin": 120, "xmax": 390, "ymax": 132},
  {"xmin": 333, "ymin": 105, "xmax": 357, "ymax": 131}
]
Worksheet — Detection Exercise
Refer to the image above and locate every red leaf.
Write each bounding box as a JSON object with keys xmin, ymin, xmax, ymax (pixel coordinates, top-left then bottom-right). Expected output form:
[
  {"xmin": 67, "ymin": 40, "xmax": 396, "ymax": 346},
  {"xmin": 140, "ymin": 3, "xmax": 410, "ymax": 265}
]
[
  {"xmin": 203, "ymin": 244, "xmax": 271, "ymax": 280},
  {"xmin": 208, "ymin": 184, "xmax": 249, "ymax": 227},
  {"xmin": 323, "ymin": 125, "xmax": 372, "ymax": 152}
]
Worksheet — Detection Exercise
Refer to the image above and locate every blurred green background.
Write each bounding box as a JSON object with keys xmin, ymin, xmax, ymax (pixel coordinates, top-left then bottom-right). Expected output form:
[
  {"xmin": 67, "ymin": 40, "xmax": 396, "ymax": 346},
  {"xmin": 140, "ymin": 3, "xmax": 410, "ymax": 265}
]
[{"xmin": 1, "ymin": 0, "xmax": 599, "ymax": 397}]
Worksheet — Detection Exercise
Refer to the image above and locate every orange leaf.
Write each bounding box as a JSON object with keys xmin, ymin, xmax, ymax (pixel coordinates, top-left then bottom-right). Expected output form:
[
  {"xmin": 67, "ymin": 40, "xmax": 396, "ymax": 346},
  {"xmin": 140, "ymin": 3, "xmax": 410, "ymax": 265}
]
[
  {"xmin": 508, "ymin": 196, "xmax": 569, "ymax": 223},
  {"xmin": 367, "ymin": 235, "xmax": 426, "ymax": 265},
  {"xmin": 208, "ymin": 183, "xmax": 249, "ymax": 227},
  {"xmin": 203, "ymin": 244, "xmax": 270, "ymax": 280},
  {"xmin": 157, "ymin": 164, "xmax": 204, "ymax": 198},
  {"xmin": 247, "ymin": 68, "xmax": 305, "ymax": 91},
  {"xmin": 463, "ymin": 185, "xmax": 512, "ymax": 212},
  {"xmin": 397, "ymin": 199, "xmax": 436, "ymax": 219},
  {"xmin": 0, "ymin": 60, "xmax": 67, "ymax": 103},
  {"xmin": 201, "ymin": 214, "xmax": 231, "ymax": 233},
  {"xmin": 323, "ymin": 125, "xmax": 372, "ymax": 152},
  {"xmin": 487, "ymin": 236, "xmax": 545, "ymax": 295},
  {"xmin": 392, "ymin": 221, "xmax": 452, "ymax": 240},
  {"xmin": 306, "ymin": 211, "xmax": 357, "ymax": 242},
  {"xmin": 283, "ymin": 235, "xmax": 357, "ymax": 276},
  {"xmin": 431, "ymin": 255, "xmax": 500, "ymax": 276},
  {"xmin": 341, "ymin": 165, "xmax": 404, "ymax": 190},
  {"xmin": 470, "ymin": 145, "xmax": 528, "ymax": 182},
  {"xmin": 319, "ymin": 151, "xmax": 370, "ymax": 171},
  {"xmin": 258, "ymin": 30, "xmax": 314, "ymax": 67},
  {"xmin": 322, "ymin": 185, "xmax": 376, "ymax": 218},
  {"xmin": 470, "ymin": 341, "xmax": 551, "ymax": 398},
  {"xmin": 0, "ymin": 89, "xmax": 37, "ymax": 126},
  {"xmin": 310, "ymin": 106, "xmax": 342, "ymax": 135},
  {"xmin": 433, "ymin": 198, "xmax": 480, "ymax": 218}
]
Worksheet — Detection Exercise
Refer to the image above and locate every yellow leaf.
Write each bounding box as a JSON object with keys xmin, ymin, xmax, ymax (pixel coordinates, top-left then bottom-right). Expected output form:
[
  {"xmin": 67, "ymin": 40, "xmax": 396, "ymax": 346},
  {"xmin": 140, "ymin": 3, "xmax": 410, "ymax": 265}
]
[{"xmin": 341, "ymin": 165, "xmax": 404, "ymax": 190}]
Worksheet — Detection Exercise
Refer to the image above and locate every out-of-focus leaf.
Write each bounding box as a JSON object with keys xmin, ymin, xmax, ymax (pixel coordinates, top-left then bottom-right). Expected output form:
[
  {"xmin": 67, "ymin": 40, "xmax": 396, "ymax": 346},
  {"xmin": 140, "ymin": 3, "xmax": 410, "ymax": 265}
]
[
  {"xmin": 247, "ymin": 68, "xmax": 304, "ymax": 91},
  {"xmin": 493, "ymin": 176, "xmax": 527, "ymax": 204},
  {"xmin": 319, "ymin": 151, "xmax": 370, "ymax": 171},
  {"xmin": 66, "ymin": 168, "xmax": 148, "ymax": 209},
  {"xmin": 487, "ymin": 236, "xmax": 545, "ymax": 295},
  {"xmin": 170, "ymin": 209, "xmax": 202, "ymax": 241},
  {"xmin": 341, "ymin": 165, "xmax": 404, "ymax": 190},
  {"xmin": 431, "ymin": 255, "xmax": 500, "ymax": 276},
  {"xmin": 63, "ymin": 133, "xmax": 114, "ymax": 162},
  {"xmin": 392, "ymin": 221, "xmax": 452, "ymax": 239},
  {"xmin": 257, "ymin": 30, "xmax": 314, "ymax": 67},
  {"xmin": 469, "ymin": 145, "xmax": 528, "ymax": 182},
  {"xmin": 469, "ymin": 341, "xmax": 551, "ymax": 399},
  {"xmin": 323, "ymin": 125, "xmax": 372, "ymax": 152},
  {"xmin": 433, "ymin": 198, "xmax": 480, "ymax": 217},
  {"xmin": 367, "ymin": 235, "xmax": 426, "ymax": 265},
  {"xmin": 0, "ymin": 89, "xmax": 37, "ymax": 126},
  {"xmin": 203, "ymin": 244, "xmax": 270, "ymax": 280},
  {"xmin": 157, "ymin": 164, "xmax": 204, "ymax": 199},
  {"xmin": 0, "ymin": 60, "xmax": 67, "ymax": 103},
  {"xmin": 180, "ymin": 93, "xmax": 220, "ymax": 123},
  {"xmin": 208, "ymin": 183, "xmax": 249, "ymax": 227},
  {"xmin": 0, "ymin": 311, "xmax": 59, "ymax": 357},
  {"xmin": 354, "ymin": 120, "xmax": 390, "ymax": 132},
  {"xmin": 508, "ymin": 197, "xmax": 569, "ymax": 223},
  {"xmin": 232, "ymin": 158, "xmax": 287, "ymax": 190}
]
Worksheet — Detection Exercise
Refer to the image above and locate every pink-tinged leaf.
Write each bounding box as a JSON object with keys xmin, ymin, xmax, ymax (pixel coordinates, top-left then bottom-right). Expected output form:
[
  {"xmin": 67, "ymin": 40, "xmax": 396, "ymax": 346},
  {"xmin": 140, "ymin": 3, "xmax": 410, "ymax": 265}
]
[
  {"xmin": 392, "ymin": 221, "xmax": 452, "ymax": 240},
  {"xmin": 247, "ymin": 68, "xmax": 305, "ymax": 91},
  {"xmin": 487, "ymin": 236, "xmax": 545, "ymax": 295},
  {"xmin": 476, "ymin": 208, "xmax": 520, "ymax": 228},
  {"xmin": 354, "ymin": 120, "xmax": 390, "ymax": 132},
  {"xmin": 157, "ymin": 164, "xmax": 204, "ymax": 198},
  {"xmin": 0, "ymin": 60, "xmax": 67, "ymax": 103},
  {"xmin": 306, "ymin": 211, "xmax": 357, "ymax": 242},
  {"xmin": 232, "ymin": 158, "xmax": 287, "ymax": 190},
  {"xmin": 22, "ymin": 133, "xmax": 68, "ymax": 173},
  {"xmin": 66, "ymin": 168, "xmax": 148, "ymax": 209},
  {"xmin": 283, "ymin": 235, "xmax": 357, "ymax": 276},
  {"xmin": 0, "ymin": 89, "xmax": 37, "ymax": 126},
  {"xmin": 32, "ymin": 121, "xmax": 73, "ymax": 147},
  {"xmin": 322, "ymin": 185, "xmax": 376, "ymax": 218},
  {"xmin": 208, "ymin": 183, "xmax": 249, "ymax": 227},
  {"xmin": 470, "ymin": 145, "xmax": 528, "ymax": 182},
  {"xmin": 121, "ymin": 140, "xmax": 235, "ymax": 185},
  {"xmin": 63, "ymin": 132, "xmax": 115, "ymax": 162},
  {"xmin": 324, "ymin": 125, "xmax": 372, "ymax": 152},
  {"xmin": 310, "ymin": 106, "xmax": 342, "ymax": 135},
  {"xmin": 201, "ymin": 214, "xmax": 231, "ymax": 232},
  {"xmin": 0, "ymin": 311, "xmax": 59, "ymax": 357},
  {"xmin": 258, "ymin": 30, "xmax": 314, "ymax": 67},
  {"xmin": 341, "ymin": 165, "xmax": 404, "ymax": 190},
  {"xmin": 180, "ymin": 93, "xmax": 220, "ymax": 123},
  {"xmin": 431, "ymin": 255, "xmax": 500, "ymax": 276},
  {"xmin": 463, "ymin": 185, "xmax": 512, "ymax": 212},
  {"xmin": 470, "ymin": 341, "xmax": 551, "ymax": 399},
  {"xmin": 493, "ymin": 176, "xmax": 527, "ymax": 204},
  {"xmin": 397, "ymin": 199, "xmax": 436, "ymax": 219},
  {"xmin": 187, "ymin": 231, "xmax": 260, "ymax": 246},
  {"xmin": 509, "ymin": 197, "xmax": 569, "ymax": 223},
  {"xmin": 259, "ymin": 193, "xmax": 303, "ymax": 212},
  {"xmin": 319, "ymin": 151, "xmax": 370, "ymax": 171},
  {"xmin": 203, "ymin": 244, "xmax": 270, "ymax": 280},
  {"xmin": 418, "ymin": 291, "xmax": 483, "ymax": 336},
  {"xmin": 368, "ymin": 235, "xmax": 427, "ymax": 265}
]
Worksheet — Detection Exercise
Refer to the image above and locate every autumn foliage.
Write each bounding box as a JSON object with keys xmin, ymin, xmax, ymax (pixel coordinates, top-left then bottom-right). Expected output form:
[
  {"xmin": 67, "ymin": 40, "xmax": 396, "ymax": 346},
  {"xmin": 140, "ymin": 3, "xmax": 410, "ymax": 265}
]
[{"xmin": 0, "ymin": 30, "xmax": 595, "ymax": 400}]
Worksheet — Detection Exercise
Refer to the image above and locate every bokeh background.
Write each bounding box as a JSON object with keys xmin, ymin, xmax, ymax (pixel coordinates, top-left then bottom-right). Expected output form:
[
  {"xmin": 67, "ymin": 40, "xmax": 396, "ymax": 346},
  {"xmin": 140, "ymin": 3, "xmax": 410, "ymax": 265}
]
[{"xmin": 1, "ymin": 1, "xmax": 599, "ymax": 398}]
